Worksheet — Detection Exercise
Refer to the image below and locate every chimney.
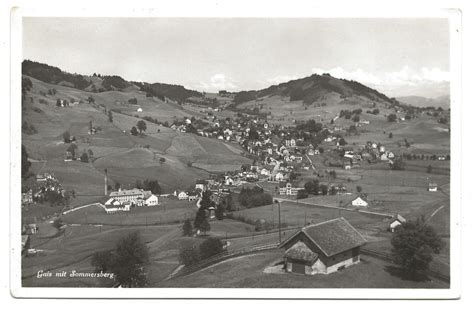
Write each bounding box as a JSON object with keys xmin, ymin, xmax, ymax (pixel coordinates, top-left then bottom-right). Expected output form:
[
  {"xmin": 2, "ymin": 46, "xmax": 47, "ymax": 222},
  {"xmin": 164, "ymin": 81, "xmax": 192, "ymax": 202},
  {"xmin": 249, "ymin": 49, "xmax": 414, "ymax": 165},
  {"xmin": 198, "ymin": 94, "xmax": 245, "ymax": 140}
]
[{"xmin": 104, "ymin": 168, "xmax": 108, "ymax": 196}]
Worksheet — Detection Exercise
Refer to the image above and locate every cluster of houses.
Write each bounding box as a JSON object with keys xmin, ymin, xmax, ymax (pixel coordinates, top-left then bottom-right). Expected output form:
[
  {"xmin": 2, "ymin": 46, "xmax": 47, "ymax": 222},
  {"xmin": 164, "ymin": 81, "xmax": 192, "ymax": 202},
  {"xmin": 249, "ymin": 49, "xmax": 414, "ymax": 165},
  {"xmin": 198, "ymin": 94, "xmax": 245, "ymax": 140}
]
[
  {"xmin": 102, "ymin": 188, "xmax": 159, "ymax": 214},
  {"xmin": 173, "ymin": 179, "xmax": 231, "ymax": 204},
  {"xmin": 21, "ymin": 173, "xmax": 65, "ymax": 207}
]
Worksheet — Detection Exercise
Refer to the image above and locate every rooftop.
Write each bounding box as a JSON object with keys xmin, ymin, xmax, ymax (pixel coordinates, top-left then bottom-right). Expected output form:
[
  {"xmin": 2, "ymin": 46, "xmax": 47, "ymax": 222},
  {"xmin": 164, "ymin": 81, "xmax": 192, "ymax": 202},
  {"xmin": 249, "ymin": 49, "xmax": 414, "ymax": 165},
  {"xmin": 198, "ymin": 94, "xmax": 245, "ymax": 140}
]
[
  {"xmin": 110, "ymin": 188, "xmax": 144, "ymax": 197},
  {"xmin": 281, "ymin": 217, "xmax": 367, "ymax": 257}
]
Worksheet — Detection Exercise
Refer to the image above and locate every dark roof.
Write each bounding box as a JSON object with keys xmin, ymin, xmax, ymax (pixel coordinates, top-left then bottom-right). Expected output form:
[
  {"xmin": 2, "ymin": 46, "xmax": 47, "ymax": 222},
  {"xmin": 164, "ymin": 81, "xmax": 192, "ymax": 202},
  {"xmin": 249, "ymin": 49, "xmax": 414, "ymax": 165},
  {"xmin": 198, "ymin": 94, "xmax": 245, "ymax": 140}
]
[
  {"xmin": 281, "ymin": 217, "xmax": 367, "ymax": 257},
  {"xmin": 284, "ymin": 241, "xmax": 319, "ymax": 263}
]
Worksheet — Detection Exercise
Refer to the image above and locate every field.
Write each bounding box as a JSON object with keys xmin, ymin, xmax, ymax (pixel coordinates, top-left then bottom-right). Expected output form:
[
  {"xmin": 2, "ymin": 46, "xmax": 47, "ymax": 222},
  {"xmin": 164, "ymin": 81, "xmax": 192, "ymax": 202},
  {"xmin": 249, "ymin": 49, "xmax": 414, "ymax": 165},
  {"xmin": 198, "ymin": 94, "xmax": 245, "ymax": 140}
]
[
  {"xmin": 160, "ymin": 249, "xmax": 448, "ymax": 288},
  {"xmin": 232, "ymin": 201, "xmax": 388, "ymax": 232},
  {"xmin": 62, "ymin": 199, "xmax": 198, "ymax": 226}
]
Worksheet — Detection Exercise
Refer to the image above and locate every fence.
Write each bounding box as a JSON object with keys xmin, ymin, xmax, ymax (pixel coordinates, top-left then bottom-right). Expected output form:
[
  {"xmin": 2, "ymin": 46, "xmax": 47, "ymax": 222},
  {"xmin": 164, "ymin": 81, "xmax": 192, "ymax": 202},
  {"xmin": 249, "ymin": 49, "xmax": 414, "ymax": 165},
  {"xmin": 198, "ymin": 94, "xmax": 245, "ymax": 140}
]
[{"xmin": 166, "ymin": 242, "xmax": 279, "ymax": 280}]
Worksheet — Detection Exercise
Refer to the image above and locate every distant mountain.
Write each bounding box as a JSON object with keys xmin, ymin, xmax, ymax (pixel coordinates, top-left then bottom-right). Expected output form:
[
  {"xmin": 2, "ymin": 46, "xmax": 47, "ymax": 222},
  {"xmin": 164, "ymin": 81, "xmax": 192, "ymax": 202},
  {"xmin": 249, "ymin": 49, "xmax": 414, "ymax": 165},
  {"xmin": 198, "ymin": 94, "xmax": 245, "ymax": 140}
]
[
  {"xmin": 22, "ymin": 60, "xmax": 91, "ymax": 90},
  {"xmin": 232, "ymin": 73, "xmax": 397, "ymax": 106},
  {"xmin": 22, "ymin": 60, "xmax": 203, "ymax": 103},
  {"xmin": 396, "ymin": 95, "xmax": 450, "ymax": 109}
]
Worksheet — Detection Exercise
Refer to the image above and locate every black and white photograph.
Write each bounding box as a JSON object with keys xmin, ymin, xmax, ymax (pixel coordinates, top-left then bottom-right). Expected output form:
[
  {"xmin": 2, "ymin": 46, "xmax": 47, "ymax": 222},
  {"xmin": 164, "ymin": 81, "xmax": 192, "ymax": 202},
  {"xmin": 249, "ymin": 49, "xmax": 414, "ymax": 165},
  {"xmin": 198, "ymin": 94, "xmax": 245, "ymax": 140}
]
[{"xmin": 7, "ymin": 2, "xmax": 466, "ymax": 300}]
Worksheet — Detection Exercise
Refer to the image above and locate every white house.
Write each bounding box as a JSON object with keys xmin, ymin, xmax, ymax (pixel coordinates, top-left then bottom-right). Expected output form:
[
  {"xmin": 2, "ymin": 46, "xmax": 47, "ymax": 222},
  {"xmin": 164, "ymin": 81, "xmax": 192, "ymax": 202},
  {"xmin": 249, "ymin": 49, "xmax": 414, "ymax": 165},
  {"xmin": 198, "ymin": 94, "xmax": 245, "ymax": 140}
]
[
  {"xmin": 145, "ymin": 194, "xmax": 159, "ymax": 206},
  {"xmin": 351, "ymin": 196, "xmax": 368, "ymax": 207},
  {"xmin": 260, "ymin": 168, "xmax": 271, "ymax": 177},
  {"xmin": 275, "ymin": 172, "xmax": 285, "ymax": 182},
  {"xmin": 137, "ymin": 107, "xmax": 143, "ymax": 112},
  {"xmin": 389, "ymin": 214, "xmax": 406, "ymax": 232},
  {"xmin": 428, "ymin": 183, "xmax": 438, "ymax": 192},
  {"xmin": 178, "ymin": 191, "xmax": 189, "ymax": 200}
]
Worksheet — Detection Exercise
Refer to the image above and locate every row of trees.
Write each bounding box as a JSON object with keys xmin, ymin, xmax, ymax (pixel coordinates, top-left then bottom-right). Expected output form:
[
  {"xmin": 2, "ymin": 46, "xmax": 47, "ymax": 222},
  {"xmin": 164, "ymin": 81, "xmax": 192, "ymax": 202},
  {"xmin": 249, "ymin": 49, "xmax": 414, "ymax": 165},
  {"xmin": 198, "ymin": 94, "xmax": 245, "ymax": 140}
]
[{"xmin": 238, "ymin": 186, "xmax": 273, "ymax": 208}]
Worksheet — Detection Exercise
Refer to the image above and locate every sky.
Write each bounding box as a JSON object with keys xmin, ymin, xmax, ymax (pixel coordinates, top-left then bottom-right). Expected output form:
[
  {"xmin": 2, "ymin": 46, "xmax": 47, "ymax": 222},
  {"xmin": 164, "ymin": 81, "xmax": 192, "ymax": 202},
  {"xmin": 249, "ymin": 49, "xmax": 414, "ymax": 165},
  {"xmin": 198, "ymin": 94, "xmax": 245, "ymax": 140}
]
[{"xmin": 23, "ymin": 18, "xmax": 450, "ymax": 98}]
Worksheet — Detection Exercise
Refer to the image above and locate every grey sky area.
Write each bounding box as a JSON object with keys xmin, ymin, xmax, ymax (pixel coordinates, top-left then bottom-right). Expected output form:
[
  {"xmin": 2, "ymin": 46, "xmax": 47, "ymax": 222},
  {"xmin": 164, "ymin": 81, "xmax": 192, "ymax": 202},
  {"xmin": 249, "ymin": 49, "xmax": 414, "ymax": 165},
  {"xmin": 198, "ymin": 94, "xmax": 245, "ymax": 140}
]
[{"xmin": 23, "ymin": 17, "xmax": 450, "ymax": 97}]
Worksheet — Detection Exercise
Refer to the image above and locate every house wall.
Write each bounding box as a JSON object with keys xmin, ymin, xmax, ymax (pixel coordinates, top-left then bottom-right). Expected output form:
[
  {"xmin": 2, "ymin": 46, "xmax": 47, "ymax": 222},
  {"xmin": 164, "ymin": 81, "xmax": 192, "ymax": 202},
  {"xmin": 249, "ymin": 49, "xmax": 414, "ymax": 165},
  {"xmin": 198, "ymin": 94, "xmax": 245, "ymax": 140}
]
[
  {"xmin": 390, "ymin": 221, "xmax": 402, "ymax": 232},
  {"xmin": 325, "ymin": 254, "xmax": 360, "ymax": 274},
  {"xmin": 320, "ymin": 247, "xmax": 359, "ymax": 268}
]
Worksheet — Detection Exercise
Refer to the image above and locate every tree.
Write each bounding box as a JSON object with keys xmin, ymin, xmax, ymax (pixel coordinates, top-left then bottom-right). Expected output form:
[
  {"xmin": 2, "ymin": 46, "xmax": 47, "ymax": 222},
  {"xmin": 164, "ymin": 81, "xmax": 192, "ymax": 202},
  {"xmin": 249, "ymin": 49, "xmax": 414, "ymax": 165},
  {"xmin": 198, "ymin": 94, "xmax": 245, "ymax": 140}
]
[
  {"xmin": 109, "ymin": 231, "xmax": 149, "ymax": 287},
  {"xmin": 248, "ymin": 127, "xmax": 259, "ymax": 140},
  {"xmin": 199, "ymin": 238, "xmax": 225, "ymax": 260},
  {"xmin": 63, "ymin": 131, "xmax": 71, "ymax": 143},
  {"xmin": 215, "ymin": 203, "xmax": 225, "ymax": 220},
  {"xmin": 318, "ymin": 147, "xmax": 324, "ymax": 154},
  {"xmin": 136, "ymin": 120, "xmax": 147, "ymax": 134},
  {"xmin": 182, "ymin": 219, "xmax": 193, "ymax": 236},
  {"xmin": 67, "ymin": 143, "xmax": 78, "ymax": 159},
  {"xmin": 108, "ymin": 111, "xmax": 113, "ymax": 122},
  {"xmin": 391, "ymin": 218, "xmax": 443, "ymax": 277},
  {"xmin": 159, "ymin": 157, "xmax": 166, "ymax": 164},
  {"xmin": 388, "ymin": 114, "xmax": 397, "ymax": 122},
  {"xmin": 179, "ymin": 244, "xmax": 201, "ymax": 266},
  {"xmin": 390, "ymin": 157, "xmax": 406, "ymax": 171},
  {"xmin": 427, "ymin": 165, "xmax": 433, "ymax": 174},
  {"xmin": 352, "ymin": 115, "xmax": 360, "ymax": 122},
  {"xmin": 356, "ymin": 186, "xmax": 362, "ymax": 193},
  {"xmin": 389, "ymin": 132, "xmax": 393, "ymax": 138},
  {"xmin": 91, "ymin": 250, "xmax": 112, "ymax": 272},
  {"xmin": 56, "ymin": 99, "xmax": 61, "ymax": 107},
  {"xmin": 87, "ymin": 149, "xmax": 94, "ymax": 159},
  {"xmin": 320, "ymin": 184, "xmax": 328, "ymax": 195},
  {"xmin": 200, "ymin": 218, "xmax": 211, "ymax": 236},
  {"xmin": 114, "ymin": 182, "xmax": 121, "ymax": 191},
  {"xmin": 297, "ymin": 189, "xmax": 309, "ymax": 199},
  {"xmin": 338, "ymin": 138, "xmax": 347, "ymax": 146},
  {"xmin": 21, "ymin": 145, "xmax": 31, "ymax": 178},
  {"xmin": 130, "ymin": 126, "xmax": 139, "ymax": 136},
  {"xmin": 194, "ymin": 206, "xmax": 207, "ymax": 232},
  {"xmin": 80, "ymin": 152, "xmax": 89, "ymax": 163}
]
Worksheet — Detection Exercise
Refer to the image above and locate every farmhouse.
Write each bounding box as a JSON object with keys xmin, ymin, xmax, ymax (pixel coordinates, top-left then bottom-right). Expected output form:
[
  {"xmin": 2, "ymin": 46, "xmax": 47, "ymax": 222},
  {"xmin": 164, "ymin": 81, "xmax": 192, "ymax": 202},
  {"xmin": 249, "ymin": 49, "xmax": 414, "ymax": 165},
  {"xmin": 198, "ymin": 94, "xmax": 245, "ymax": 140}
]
[
  {"xmin": 103, "ymin": 198, "xmax": 131, "ymax": 214},
  {"xmin": 177, "ymin": 191, "xmax": 189, "ymax": 200},
  {"xmin": 389, "ymin": 214, "xmax": 406, "ymax": 232},
  {"xmin": 144, "ymin": 192, "xmax": 159, "ymax": 206},
  {"xmin": 428, "ymin": 183, "xmax": 438, "ymax": 192},
  {"xmin": 195, "ymin": 180, "xmax": 207, "ymax": 191},
  {"xmin": 279, "ymin": 218, "xmax": 367, "ymax": 275},
  {"xmin": 351, "ymin": 196, "xmax": 368, "ymax": 207}
]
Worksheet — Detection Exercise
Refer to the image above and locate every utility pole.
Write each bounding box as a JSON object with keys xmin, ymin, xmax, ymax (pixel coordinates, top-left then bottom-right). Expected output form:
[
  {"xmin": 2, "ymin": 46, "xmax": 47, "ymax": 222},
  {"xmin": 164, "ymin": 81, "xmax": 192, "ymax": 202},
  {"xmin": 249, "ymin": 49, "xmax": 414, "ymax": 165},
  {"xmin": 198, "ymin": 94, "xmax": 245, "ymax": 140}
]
[{"xmin": 275, "ymin": 200, "xmax": 282, "ymax": 244}]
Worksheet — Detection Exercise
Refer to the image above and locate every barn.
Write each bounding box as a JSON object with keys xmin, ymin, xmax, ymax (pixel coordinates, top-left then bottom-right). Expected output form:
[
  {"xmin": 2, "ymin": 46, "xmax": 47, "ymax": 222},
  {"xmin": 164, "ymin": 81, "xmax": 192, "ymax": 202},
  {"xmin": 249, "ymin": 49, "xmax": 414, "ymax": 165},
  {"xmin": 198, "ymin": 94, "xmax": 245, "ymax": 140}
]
[{"xmin": 279, "ymin": 217, "xmax": 367, "ymax": 275}]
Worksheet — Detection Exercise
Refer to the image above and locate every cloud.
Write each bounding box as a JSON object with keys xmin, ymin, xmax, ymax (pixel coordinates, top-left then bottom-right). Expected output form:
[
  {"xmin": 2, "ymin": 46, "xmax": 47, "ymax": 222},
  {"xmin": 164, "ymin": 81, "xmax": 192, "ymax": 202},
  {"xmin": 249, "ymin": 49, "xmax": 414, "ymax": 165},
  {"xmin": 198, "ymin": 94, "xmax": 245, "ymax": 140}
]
[
  {"xmin": 265, "ymin": 75, "xmax": 302, "ymax": 85},
  {"xmin": 195, "ymin": 74, "xmax": 238, "ymax": 92},
  {"xmin": 311, "ymin": 66, "xmax": 449, "ymax": 87}
]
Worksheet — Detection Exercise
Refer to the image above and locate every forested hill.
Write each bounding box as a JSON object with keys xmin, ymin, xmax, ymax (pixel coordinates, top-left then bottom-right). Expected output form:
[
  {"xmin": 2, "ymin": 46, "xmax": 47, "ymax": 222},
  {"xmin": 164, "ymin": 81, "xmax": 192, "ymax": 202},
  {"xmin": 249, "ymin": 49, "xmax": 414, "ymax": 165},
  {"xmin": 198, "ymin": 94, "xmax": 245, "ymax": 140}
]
[{"xmin": 233, "ymin": 73, "xmax": 398, "ymax": 106}]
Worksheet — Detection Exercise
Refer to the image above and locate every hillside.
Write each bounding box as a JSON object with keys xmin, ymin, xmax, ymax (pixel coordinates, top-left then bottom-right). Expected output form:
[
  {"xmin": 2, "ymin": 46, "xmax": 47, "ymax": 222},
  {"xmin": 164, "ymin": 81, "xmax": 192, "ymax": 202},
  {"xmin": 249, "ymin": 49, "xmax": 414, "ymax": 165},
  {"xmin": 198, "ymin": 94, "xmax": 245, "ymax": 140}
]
[
  {"xmin": 232, "ymin": 73, "xmax": 396, "ymax": 107},
  {"xmin": 22, "ymin": 60, "xmax": 202, "ymax": 103},
  {"xmin": 21, "ymin": 74, "xmax": 251, "ymax": 201},
  {"xmin": 396, "ymin": 95, "xmax": 450, "ymax": 109}
]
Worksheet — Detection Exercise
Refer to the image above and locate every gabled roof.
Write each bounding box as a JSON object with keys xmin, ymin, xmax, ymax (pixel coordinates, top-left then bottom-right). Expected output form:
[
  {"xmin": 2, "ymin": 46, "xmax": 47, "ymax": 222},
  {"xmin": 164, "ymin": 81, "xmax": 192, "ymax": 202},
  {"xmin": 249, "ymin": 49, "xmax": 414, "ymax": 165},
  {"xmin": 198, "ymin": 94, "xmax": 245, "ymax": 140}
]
[
  {"xmin": 284, "ymin": 241, "xmax": 319, "ymax": 263},
  {"xmin": 392, "ymin": 214, "xmax": 406, "ymax": 224},
  {"xmin": 280, "ymin": 217, "xmax": 367, "ymax": 257}
]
